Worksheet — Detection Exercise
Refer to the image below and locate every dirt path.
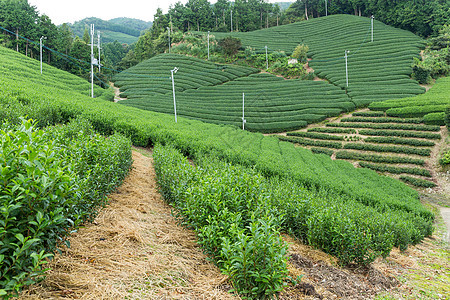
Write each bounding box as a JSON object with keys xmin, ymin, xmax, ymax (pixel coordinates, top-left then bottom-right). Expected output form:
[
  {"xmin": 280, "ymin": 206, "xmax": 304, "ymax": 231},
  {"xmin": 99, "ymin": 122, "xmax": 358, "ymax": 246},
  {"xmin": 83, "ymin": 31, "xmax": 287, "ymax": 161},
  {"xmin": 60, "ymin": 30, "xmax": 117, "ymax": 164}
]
[
  {"xmin": 21, "ymin": 150, "xmax": 236, "ymax": 300},
  {"xmin": 111, "ymin": 81, "xmax": 127, "ymax": 102},
  {"xmin": 441, "ymin": 207, "xmax": 450, "ymax": 243}
]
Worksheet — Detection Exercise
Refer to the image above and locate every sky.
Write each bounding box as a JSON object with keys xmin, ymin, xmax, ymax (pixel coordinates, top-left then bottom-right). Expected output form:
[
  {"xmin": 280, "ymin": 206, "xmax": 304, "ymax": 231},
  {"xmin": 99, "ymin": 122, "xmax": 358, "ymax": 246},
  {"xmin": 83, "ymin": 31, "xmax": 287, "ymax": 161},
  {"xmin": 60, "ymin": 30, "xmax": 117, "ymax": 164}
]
[{"xmin": 28, "ymin": 0, "xmax": 286, "ymax": 25}]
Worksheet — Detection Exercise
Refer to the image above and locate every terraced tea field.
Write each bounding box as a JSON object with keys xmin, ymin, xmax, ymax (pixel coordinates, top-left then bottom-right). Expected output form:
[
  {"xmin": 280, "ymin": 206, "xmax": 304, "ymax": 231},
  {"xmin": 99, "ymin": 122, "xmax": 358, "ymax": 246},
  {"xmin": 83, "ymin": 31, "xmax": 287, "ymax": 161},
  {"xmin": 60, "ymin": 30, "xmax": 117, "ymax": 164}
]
[
  {"xmin": 279, "ymin": 112, "xmax": 445, "ymax": 188},
  {"xmin": 212, "ymin": 14, "xmax": 426, "ymax": 106},
  {"xmin": 115, "ymin": 15, "xmax": 426, "ymax": 133}
]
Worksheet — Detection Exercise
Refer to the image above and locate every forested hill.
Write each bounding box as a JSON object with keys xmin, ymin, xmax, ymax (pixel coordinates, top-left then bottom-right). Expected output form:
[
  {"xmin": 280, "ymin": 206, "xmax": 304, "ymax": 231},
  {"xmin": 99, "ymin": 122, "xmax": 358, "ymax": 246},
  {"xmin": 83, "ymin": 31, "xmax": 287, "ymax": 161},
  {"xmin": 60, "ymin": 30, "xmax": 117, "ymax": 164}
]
[{"xmin": 68, "ymin": 17, "xmax": 152, "ymax": 44}]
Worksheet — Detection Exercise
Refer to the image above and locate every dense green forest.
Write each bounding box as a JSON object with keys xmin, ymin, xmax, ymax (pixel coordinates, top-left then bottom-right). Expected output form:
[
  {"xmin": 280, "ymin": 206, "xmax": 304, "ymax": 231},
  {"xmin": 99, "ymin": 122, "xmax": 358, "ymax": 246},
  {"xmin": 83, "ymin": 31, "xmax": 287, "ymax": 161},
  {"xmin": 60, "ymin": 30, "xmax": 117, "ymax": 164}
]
[{"xmin": 68, "ymin": 17, "xmax": 152, "ymax": 44}]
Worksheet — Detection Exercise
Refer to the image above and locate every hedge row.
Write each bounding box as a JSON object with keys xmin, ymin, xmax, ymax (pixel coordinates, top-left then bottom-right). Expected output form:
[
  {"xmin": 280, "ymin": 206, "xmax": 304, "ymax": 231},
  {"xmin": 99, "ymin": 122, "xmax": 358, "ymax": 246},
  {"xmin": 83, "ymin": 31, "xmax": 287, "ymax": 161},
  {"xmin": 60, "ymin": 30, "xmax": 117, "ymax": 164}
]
[
  {"xmin": 335, "ymin": 151, "xmax": 425, "ymax": 166},
  {"xmin": 311, "ymin": 147, "xmax": 334, "ymax": 156},
  {"xmin": 341, "ymin": 117, "xmax": 424, "ymax": 124},
  {"xmin": 423, "ymin": 112, "xmax": 446, "ymax": 126},
  {"xmin": 308, "ymin": 127, "xmax": 356, "ymax": 134},
  {"xmin": 343, "ymin": 143, "xmax": 431, "ymax": 156},
  {"xmin": 278, "ymin": 135, "xmax": 343, "ymax": 149},
  {"xmin": 358, "ymin": 129, "xmax": 441, "ymax": 140},
  {"xmin": 327, "ymin": 122, "xmax": 440, "ymax": 132},
  {"xmin": 0, "ymin": 119, "xmax": 132, "ymax": 297},
  {"xmin": 365, "ymin": 136, "xmax": 435, "ymax": 147},
  {"xmin": 286, "ymin": 131, "xmax": 345, "ymax": 141},
  {"xmin": 400, "ymin": 176, "xmax": 437, "ymax": 188},
  {"xmin": 352, "ymin": 111, "xmax": 385, "ymax": 117},
  {"xmin": 359, "ymin": 162, "xmax": 431, "ymax": 177}
]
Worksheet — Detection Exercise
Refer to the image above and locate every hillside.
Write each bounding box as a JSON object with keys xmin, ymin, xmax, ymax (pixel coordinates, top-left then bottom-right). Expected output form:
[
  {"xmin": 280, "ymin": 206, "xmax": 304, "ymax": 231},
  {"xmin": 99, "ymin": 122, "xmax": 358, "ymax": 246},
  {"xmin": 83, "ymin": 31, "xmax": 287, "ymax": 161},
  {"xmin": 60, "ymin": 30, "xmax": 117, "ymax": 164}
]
[
  {"xmin": 68, "ymin": 17, "xmax": 152, "ymax": 44},
  {"xmin": 212, "ymin": 14, "xmax": 425, "ymax": 106},
  {"xmin": 1, "ymin": 44, "xmax": 449, "ymax": 298}
]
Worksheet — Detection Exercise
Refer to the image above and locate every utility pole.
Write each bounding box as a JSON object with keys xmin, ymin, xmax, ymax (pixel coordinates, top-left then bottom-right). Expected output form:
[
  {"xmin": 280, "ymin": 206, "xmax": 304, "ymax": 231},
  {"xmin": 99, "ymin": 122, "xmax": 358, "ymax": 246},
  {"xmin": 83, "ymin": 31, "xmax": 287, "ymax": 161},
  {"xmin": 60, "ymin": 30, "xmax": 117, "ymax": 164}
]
[
  {"xmin": 231, "ymin": 10, "xmax": 233, "ymax": 32},
  {"xmin": 371, "ymin": 15, "xmax": 374, "ymax": 42},
  {"xmin": 345, "ymin": 50, "xmax": 350, "ymax": 87},
  {"xmin": 171, "ymin": 67, "xmax": 178, "ymax": 123},
  {"xmin": 242, "ymin": 93, "xmax": 246, "ymax": 130},
  {"xmin": 207, "ymin": 31, "xmax": 210, "ymax": 60},
  {"xmin": 90, "ymin": 24, "xmax": 94, "ymax": 98},
  {"xmin": 97, "ymin": 31, "xmax": 101, "ymax": 73},
  {"xmin": 40, "ymin": 36, "xmax": 46, "ymax": 74},
  {"xmin": 167, "ymin": 27, "xmax": 171, "ymax": 53},
  {"xmin": 325, "ymin": 0, "xmax": 328, "ymax": 16},
  {"xmin": 16, "ymin": 28, "xmax": 19, "ymax": 52},
  {"xmin": 265, "ymin": 45, "xmax": 268, "ymax": 69}
]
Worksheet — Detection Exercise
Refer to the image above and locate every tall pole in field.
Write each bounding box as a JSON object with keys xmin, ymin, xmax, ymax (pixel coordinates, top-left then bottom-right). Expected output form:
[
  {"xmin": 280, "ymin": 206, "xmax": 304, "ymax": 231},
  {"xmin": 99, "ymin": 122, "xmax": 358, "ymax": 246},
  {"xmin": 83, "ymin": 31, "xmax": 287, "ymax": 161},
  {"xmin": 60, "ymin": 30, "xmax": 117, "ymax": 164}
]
[
  {"xmin": 230, "ymin": 10, "xmax": 233, "ymax": 32},
  {"xmin": 207, "ymin": 31, "xmax": 210, "ymax": 60},
  {"xmin": 97, "ymin": 31, "xmax": 101, "ymax": 73},
  {"xmin": 325, "ymin": 0, "xmax": 327, "ymax": 16},
  {"xmin": 39, "ymin": 36, "xmax": 46, "ymax": 74},
  {"xmin": 90, "ymin": 24, "xmax": 94, "ymax": 98},
  {"xmin": 345, "ymin": 50, "xmax": 350, "ymax": 87},
  {"xmin": 371, "ymin": 15, "xmax": 374, "ymax": 42},
  {"xmin": 242, "ymin": 92, "xmax": 246, "ymax": 130},
  {"xmin": 171, "ymin": 67, "xmax": 179, "ymax": 123},
  {"xmin": 167, "ymin": 27, "xmax": 171, "ymax": 53},
  {"xmin": 265, "ymin": 45, "xmax": 268, "ymax": 69}
]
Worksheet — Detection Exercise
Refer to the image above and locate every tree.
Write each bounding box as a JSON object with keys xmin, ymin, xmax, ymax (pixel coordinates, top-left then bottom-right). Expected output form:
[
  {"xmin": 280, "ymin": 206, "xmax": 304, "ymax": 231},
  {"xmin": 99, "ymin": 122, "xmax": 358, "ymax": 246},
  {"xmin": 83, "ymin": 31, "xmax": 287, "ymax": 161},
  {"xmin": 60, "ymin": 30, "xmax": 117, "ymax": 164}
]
[{"xmin": 218, "ymin": 36, "xmax": 241, "ymax": 56}]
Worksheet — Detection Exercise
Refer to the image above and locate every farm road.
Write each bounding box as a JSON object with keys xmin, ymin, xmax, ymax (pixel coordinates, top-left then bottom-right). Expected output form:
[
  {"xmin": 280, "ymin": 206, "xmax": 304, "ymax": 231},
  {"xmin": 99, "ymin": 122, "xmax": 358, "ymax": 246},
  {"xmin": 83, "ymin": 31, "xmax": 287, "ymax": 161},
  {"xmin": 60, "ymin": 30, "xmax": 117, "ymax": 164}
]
[{"xmin": 441, "ymin": 207, "xmax": 450, "ymax": 243}]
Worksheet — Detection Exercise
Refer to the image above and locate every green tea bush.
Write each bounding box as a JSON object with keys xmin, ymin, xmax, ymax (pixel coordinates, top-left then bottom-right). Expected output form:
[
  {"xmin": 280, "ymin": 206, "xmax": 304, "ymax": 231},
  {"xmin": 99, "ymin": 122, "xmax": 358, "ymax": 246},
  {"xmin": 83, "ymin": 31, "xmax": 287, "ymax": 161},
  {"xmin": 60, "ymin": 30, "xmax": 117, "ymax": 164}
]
[
  {"xmin": 439, "ymin": 150, "xmax": 450, "ymax": 166},
  {"xmin": 365, "ymin": 136, "xmax": 435, "ymax": 147},
  {"xmin": 341, "ymin": 117, "xmax": 423, "ymax": 124},
  {"xmin": 278, "ymin": 135, "xmax": 343, "ymax": 149},
  {"xmin": 308, "ymin": 127, "xmax": 356, "ymax": 134},
  {"xmin": 423, "ymin": 112, "xmax": 446, "ymax": 126},
  {"xmin": 335, "ymin": 151, "xmax": 425, "ymax": 166},
  {"xmin": 359, "ymin": 162, "xmax": 431, "ymax": 177},
  {"xmin": 153, "ymin": 144, "xmax": 288, "ymax": 299},
  {"xmin": 352, "ymin": 111, "xmax": 385, "ymax": 117},
  {"xmin": 358, "ymin": 129, "xmax": 441, "ymax": 140},
  {"xmin": 327, "ymin": 122, "xmax": 440, "ymax": 132},
  {"xmin": 287, "ymin": 131, "xmax": 344, "ymax": 141},
  {"xmin": 400, "ymin": 176, "xmax": 436, "ymax": 188},
  {"xmin": 311, "ymin": 147, "xmax": 334, "ymax": 156},
  {"xmin": 0, "ymin": 118, "xmax": 132, "ymax": 297},
  {"xmin": 343, "ymin": 143, "xmax": 431, "ymax": 156}
]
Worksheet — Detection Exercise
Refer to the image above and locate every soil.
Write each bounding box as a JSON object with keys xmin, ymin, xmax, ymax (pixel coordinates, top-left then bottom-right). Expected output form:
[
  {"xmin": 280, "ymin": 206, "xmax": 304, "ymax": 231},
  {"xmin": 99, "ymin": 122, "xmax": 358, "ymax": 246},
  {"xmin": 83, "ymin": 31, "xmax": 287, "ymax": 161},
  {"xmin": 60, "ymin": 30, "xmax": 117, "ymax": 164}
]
[
  {"xmin": 110, "ymin": 81, "xmax": 127, "ymax": 102},
  {"xmin": 20, "ymin": 148, "xmax": 450, "ymax": 300}
]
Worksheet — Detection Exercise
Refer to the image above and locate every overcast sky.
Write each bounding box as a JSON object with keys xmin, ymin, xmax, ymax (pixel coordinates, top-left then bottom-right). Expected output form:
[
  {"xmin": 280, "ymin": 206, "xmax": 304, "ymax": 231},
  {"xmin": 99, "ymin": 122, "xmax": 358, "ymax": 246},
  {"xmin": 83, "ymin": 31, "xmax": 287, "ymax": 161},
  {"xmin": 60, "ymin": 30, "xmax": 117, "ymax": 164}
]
[{"xmin": 28, "ymin": 0, "xmax": 285, "ymax": 25}]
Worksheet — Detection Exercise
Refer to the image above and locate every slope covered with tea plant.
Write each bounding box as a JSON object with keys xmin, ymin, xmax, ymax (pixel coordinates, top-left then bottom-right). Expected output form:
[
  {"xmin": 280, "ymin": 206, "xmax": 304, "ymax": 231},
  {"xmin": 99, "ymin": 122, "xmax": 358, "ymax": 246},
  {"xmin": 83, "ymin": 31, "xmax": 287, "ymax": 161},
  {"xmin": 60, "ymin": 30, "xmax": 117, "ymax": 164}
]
[
  {"xmin": 212, "ymin": 14, "xmax": 425, "ymax": 106},
  {"xmin": 369, "ymin": 76, "xmax": 450, "ymax": 125},
  {"xmin": 0, "ymin": 46, "xmax": 434, "ymax": 297}
]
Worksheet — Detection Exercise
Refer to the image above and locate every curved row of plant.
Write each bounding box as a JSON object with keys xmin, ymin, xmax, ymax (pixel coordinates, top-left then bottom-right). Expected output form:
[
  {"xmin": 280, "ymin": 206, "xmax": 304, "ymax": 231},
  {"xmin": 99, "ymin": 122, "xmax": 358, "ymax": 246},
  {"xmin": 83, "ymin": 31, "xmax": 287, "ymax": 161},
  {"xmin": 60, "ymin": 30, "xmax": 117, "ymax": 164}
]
[
  {"xmin": 369, "ymin": 76, "xmax": 450, "ymax": 125},
  {"xmin": 154, "ymin": 144, "xmax": 432, "ymax": 298},
  {"xmin": 0, "ymin": 119, "xmax": 132, "ymax": 297}
]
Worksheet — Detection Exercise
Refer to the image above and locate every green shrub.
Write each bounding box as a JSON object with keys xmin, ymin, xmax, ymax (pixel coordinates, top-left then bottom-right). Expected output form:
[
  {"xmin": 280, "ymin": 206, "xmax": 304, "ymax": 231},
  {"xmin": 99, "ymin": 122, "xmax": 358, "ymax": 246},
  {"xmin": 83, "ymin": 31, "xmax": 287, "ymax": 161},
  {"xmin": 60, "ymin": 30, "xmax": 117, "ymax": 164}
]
[
  {"xmin": 352, "ymin": 111, "xmax": 385, "ymax": 117},
  {"xmin": 335, "ymin": 151, "xmax": 425, "ymax": 166},
  {"xmin": 278, "ymin": 135, "xmax": 343, "ymax": 149},
  {"xmin": 365, "ymin": 136, "xmax": 435, "ymax": 147},
  {"xmin": 358, "ymin": 129, "xmax": 441, "ymax": 140},
  {"xmin": 423, "ymin": 112, "xmax": 446, "ymax": 126},
  {"xmin": 0, "ymin": 118, "xmax": 132, "ymax": 297},
  {"xmin": 439, "ymin": 150, "xmax": 450, "ymax": 166},
  {"xmin": 359, "ymin": 162, "xmax": 431, "ymax": 177},
  {"xmin": 287, "ymin": 131, "xmax": 344, "ymax": 141},
  {"xmin": 400, "ymin": 176, "xmax": 436, "ymax": 188},
  {"xmin": 327, "ymin": 122, "xmax": 440, "ymax": 132},
  {"xmin": 341, "ymin": 117, "xmax": 423, "ymax": 124},
  {"xmin": 343, "ymin": 143, "xmax": 431, "ymax": 156},
  {"xmin": 308, "ymin": 127, "xmax": 356, "ymax": 134},
  {"xmin": 311, "ymin": 147, "xmax": 334, "ymax": 156},
  {"xmin": 218, "ymin": 36, "xmax": 242, "ymax": 57},
  {"xmin": 291, "ymin": 44, "xmax": 309, "ymax": 63}
]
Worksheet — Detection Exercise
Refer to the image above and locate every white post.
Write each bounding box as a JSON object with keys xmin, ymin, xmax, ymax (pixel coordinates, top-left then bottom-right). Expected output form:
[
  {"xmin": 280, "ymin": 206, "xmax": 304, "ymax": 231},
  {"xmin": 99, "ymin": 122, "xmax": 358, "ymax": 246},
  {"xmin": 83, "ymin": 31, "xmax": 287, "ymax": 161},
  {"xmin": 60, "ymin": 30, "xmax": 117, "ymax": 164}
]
[
  {"xmin": 345, "ymin": 50, "xmax": 349, "ymax": 87},
  {"xmin": 231, "ymin": 10, "xmax": 233, "ymax": 32},
  {"xmin": 265, "ymin": 45, "xmax": 268, "ymax": 69},
  {"xmin": 39, "ymin": 36, "xmax": 46, "ymax": 74},
  {"xmin": 371, "ymin": 15, "xmax": 374, "ymax": 42},
  {"xmin": 207, "ymin": 31, "xmax": 210, "ymax": 60},
  {"xmin": 97, "ymin": 31, "xmax": 101, "ymax": 73},
  {"xmin": 325, "ymin": 0, "xmax": 327, "ymax": 16},
  {"xmin": 167, "ymin": 27, "xmax": 171, "ymax": 53},
  {"xmin": 90, "ymin": 24, "xmax": 94, "ymax": 98},
  {"xmin": 171, "ymin": 67, "xmax": 178, "ymax": 123},
  {"xmin": 242, "ymin": 92, "xmax": 246, "ymax": 130}
]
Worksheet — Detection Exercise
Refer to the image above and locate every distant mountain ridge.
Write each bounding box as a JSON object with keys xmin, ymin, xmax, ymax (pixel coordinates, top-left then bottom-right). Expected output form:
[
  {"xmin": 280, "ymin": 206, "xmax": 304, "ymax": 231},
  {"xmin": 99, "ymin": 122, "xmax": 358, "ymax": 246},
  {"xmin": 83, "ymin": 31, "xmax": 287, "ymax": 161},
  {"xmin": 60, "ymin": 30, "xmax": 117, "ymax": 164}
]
[{"xmin": 68, "ymin": 17, "xmax": 152, "ymax": 44}]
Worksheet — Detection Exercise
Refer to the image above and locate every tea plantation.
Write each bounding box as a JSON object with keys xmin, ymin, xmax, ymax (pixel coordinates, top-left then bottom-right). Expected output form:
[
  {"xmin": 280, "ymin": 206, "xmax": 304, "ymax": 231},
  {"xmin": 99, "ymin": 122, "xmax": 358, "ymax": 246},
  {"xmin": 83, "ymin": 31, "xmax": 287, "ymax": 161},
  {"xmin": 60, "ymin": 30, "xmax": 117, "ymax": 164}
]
[
  {"xmin": 212, "ymin": 14, "xmax": 425, "ymax": 106},
  {"xmin": 0, "ymin": 39, "xmax": 435, "ymax": 297}
]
